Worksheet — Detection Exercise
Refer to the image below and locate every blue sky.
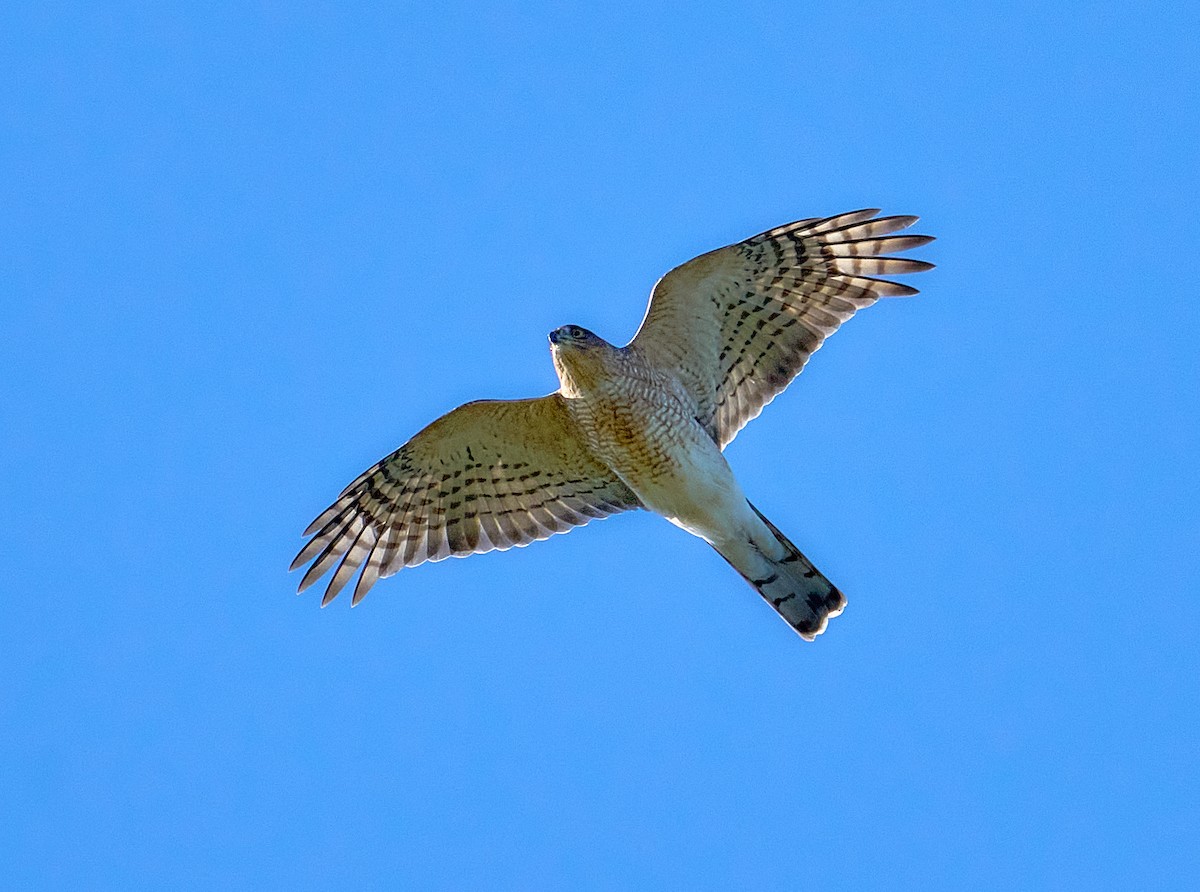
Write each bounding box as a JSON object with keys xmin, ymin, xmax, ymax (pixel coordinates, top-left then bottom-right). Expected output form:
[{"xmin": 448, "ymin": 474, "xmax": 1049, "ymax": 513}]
[{"xmin": 3, "ymin": 2, "xmax": 1198, "ymax": 889}]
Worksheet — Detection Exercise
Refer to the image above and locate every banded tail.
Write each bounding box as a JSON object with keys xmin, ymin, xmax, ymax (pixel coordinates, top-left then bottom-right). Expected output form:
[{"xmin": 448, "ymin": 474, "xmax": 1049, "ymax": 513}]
[{"xmin": 724, "ymin": 502, "xmax": 847, "ymax": 641}]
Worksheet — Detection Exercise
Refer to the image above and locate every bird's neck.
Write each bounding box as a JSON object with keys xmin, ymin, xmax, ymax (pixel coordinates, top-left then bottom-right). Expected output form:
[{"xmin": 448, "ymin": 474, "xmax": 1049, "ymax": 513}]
[{"xmin": 552, "ymin": 344, "xmax": 623, "ymax": 399}]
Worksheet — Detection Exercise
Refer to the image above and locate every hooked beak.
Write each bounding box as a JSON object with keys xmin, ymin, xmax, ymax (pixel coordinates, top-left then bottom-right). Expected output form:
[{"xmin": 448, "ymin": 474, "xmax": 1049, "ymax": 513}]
[{"xmin": 548, "ymin": 329, "xmax": 560, "ymax": 345}]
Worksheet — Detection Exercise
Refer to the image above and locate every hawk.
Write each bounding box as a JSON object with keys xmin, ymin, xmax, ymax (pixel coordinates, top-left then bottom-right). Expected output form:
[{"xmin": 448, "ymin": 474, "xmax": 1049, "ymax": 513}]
[{"xmin": 291, "ymin": 209, "xmax": 934, "ymax": 639}]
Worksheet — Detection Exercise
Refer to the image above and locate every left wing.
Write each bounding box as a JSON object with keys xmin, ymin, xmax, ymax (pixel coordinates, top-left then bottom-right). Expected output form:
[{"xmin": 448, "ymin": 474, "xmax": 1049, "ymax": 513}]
[
  {"xmin": 628, "ymin": 209, "xmax": 934, "ymax": 448},
  {"xmin": 291, "ymin": 395, "xmax": 640, "ymax": 606}
]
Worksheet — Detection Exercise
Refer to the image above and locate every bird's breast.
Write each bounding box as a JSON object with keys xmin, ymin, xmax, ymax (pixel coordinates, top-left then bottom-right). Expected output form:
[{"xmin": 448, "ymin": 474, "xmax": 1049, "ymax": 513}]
[
  {"xmin": 569, "ymin": 382, "xmax": 745, "ymax": 537},
  {"xmin": 576, "ymin": 389, "xmax": 681, "ymax": 481}
]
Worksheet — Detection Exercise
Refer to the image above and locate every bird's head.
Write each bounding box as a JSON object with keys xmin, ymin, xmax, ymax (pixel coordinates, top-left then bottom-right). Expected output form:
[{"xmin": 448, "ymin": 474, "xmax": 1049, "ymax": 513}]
[
  {"xmin": 548, "ymin": 325, "xmax": 616, "ymax": 396},
  {"xmin": 548, "ymin": 324, "xmax": 603, "ymax": 349}
]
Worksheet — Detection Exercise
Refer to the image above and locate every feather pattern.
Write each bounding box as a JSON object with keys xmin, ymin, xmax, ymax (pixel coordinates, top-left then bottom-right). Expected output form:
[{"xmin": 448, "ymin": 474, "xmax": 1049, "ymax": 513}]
[
  {"xmin": 629, "ymin": 209, "xmax": 934, "ymax": 447},
  {"xmin": 291, "ymin": 395, "xmax": 641, "ymax": 606}
]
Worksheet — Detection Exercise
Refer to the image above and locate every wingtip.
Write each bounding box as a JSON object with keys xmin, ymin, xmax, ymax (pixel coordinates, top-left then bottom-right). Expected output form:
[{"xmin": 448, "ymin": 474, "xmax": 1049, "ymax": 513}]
[
  {"xmin": 297, "ymin": 561, "xmax": 325, "ymax": 594},
  {"xmin": 847, "ymin": 207, "xmax": 883, "ymax": 223},
  {"xmin": 882, "ymin": 215, "xmax": 919, "ymax": 232}
]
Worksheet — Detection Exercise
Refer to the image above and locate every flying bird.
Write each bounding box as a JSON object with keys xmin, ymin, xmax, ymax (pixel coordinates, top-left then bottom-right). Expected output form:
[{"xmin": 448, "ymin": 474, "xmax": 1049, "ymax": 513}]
[{"xmin": 291, "ymin": 209, "xmax": 933, "ymax": 639}]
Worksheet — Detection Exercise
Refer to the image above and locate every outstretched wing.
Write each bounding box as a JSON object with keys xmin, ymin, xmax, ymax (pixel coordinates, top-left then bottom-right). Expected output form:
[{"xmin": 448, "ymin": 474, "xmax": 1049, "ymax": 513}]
[
  {"xmin": 291, "ymin": 395, "xmax": 640, "ymax": 606},
  {"xmin": 628, "ymin": 209, "xmax": 934, "ymax": 448}
]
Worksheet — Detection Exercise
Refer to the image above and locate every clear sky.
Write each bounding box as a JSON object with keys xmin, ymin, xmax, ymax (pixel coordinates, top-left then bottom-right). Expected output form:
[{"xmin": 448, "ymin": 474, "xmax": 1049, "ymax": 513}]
[{"xmin": 3, "ymin": 2, "xmax": 1198, "ymax": 889}]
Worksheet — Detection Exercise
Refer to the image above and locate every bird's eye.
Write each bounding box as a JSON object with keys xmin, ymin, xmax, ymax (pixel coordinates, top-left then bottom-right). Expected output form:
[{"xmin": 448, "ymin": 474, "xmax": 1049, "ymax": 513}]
[{"xmin": 570, "ymin": 326, "xmax": 583, "ymax": 339}]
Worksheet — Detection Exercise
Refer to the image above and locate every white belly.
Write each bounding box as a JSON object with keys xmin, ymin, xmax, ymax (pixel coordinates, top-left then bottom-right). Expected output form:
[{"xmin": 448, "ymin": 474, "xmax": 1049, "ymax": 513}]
[
  {"xmin": 618, "ymin": 421, "xmax": 759, "ymax": 547},
  {"xmin": 565, "ymin": 369, "xmax": 768, "ymax": 550}
]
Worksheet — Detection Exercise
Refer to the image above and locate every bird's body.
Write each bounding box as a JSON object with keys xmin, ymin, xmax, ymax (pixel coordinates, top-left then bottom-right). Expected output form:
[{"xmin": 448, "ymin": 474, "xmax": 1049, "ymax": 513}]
[
  {"xmin": 555, "ymin": 335, "xmax": 745, "ymax": 541},
  {"xmin": 292, "ymin": 209, "xmax": 934, "ymax": 639}
]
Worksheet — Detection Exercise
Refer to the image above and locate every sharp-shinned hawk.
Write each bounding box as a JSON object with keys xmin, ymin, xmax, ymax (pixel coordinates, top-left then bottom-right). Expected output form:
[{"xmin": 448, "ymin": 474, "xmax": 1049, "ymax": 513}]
[{"xmin": 291, "ymin": 209, "xmax": 934, "ymax": 639}]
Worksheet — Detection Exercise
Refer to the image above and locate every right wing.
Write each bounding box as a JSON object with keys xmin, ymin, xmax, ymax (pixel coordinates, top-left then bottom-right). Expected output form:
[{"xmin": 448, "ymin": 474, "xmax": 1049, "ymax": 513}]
[{"xmin": 628, "ymin": 209, "xmax": 934, "ymax": 448}]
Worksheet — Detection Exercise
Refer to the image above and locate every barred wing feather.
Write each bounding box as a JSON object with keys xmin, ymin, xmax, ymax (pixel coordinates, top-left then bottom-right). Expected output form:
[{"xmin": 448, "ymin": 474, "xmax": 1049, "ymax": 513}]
[
  {"xmin": 629, "ymin": 209, "xmax": 934, "ymax": 448},
  {"xmin": 291, "ymin": 395, "xmax": 640, "ymax": 606}
]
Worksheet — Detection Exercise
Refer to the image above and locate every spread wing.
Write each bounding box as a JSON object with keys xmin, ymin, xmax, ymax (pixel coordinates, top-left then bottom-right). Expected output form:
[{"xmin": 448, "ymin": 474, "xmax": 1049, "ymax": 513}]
[
  {"xmin": 628, "ymin": 209, "xmax": 934, "ymax": 448},
  {"xmin": 291, "ymin": 395, "xmax": 640, "ymax": 606}
]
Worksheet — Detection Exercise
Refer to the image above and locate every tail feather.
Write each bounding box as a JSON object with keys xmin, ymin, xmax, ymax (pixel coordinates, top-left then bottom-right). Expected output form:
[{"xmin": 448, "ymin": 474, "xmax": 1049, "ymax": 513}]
[{"xmin": 730, "ymin": 503, "xmax": 847, "ymax": 641}]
